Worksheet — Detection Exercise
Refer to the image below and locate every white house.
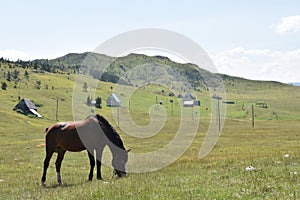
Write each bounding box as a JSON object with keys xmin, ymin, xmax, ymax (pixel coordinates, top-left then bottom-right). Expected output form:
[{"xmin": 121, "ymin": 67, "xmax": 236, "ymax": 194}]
[
  {"xmin": 183, "ymin": 100, "xmax": 194, "ymax": 107},
  {"xmin": 106, "ymin": 93, "xmax": 121, "ymax": 107}
]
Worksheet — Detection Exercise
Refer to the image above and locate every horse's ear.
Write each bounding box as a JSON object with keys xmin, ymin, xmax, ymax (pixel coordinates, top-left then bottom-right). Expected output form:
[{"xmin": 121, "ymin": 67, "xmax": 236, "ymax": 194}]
[{"xmin": 127, "ymin": 149, "xmax": 131, "ymax": 152}]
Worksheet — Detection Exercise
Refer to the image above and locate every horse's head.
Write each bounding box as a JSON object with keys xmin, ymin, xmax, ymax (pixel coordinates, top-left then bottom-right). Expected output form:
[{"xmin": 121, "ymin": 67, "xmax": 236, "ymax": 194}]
[
  {"xmin": 94, "ymin": 114, "xmax": 130, "ymax": 177},
  {"xmin": 112, "ymin": 149, "xmax": 130, "ymax": 177}
]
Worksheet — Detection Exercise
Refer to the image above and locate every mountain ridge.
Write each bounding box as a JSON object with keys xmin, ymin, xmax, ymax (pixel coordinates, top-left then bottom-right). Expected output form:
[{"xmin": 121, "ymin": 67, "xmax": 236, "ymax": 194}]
[{"xmin": 1, "ymin": 52, "xmax": 289, "ymax": 89}]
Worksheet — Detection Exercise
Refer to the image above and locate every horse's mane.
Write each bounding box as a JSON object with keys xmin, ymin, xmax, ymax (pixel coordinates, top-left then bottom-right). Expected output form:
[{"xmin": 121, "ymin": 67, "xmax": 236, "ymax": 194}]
[{"xmin": 94, "ymin": 114, "xmax": 125, "ymax": 150}]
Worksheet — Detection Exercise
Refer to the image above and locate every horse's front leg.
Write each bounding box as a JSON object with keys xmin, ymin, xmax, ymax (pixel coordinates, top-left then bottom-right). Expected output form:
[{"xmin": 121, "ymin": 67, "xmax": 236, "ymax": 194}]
[
  {"xmin": 96, "ymin": 159, "xmax": 102, "ymax": 180},
  {"xmin": 96, "ymin": 147, "xmax": 104, "ymax": 180},
  {"xmin": 87, "ymin": 151, "xmax": 95, "ymax": 181}
]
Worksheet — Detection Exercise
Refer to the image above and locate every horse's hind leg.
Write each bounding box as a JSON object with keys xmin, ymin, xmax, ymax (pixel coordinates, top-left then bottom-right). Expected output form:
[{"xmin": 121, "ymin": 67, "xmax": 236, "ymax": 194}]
[
  {"xmin": 41, "ymin": 151, "xmax": 54, "ymax": 186},
  {"xmin": 87, "ymin": 151, "xmax": 95, "ymax": 181},
  {"xmin": 55, "ymin": 149, "xmax": 66, "ymax": 185}
]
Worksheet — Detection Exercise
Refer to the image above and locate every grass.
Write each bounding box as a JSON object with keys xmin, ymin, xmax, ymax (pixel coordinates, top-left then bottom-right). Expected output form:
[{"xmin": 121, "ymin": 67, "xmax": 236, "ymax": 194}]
[{"xmin": 0, "ymin": 66, "xmax": 300, "ymax": 199}]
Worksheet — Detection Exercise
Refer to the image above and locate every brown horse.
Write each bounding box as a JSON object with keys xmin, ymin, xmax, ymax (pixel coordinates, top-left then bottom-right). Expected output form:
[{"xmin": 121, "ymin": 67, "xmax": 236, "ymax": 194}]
[{"xmin": 41, "ymin": 114, "xmax": 129, "ymax": 186}]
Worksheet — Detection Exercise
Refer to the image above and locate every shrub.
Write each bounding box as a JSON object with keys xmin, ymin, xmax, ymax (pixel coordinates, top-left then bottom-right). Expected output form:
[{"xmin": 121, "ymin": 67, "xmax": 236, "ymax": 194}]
[{"xmin": 1, "ymin": 82, "xmax": 7, "ymax": 90}]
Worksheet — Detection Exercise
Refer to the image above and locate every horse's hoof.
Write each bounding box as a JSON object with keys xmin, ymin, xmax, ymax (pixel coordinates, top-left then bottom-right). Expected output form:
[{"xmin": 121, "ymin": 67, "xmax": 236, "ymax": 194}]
[{"xmin": 41, "ymin": 182, "xmax": 46, "ymax": 187}]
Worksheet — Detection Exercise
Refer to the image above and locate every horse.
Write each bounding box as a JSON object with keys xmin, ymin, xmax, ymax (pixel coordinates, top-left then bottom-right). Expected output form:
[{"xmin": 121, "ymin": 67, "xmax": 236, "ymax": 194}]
[{"xmin": 41, "ymin": 114, "xmax": 130, "ymax": 186}]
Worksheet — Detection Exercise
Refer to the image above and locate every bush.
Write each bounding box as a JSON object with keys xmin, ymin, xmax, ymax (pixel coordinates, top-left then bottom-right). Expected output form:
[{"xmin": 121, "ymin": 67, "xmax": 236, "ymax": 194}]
[
  {"xmin": 1, "ymin": 82, "xmax": 7, "ymax": 90},
  {"xmin": 95, "ymin": 96, "xmax": 102, "ymax": 108}
]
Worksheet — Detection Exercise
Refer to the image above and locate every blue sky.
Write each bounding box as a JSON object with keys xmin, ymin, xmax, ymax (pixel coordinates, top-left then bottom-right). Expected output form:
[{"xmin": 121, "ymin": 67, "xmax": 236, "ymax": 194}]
[{"xmin": 1, "ymin": 0, "xmax": 300, "ymax": 83}]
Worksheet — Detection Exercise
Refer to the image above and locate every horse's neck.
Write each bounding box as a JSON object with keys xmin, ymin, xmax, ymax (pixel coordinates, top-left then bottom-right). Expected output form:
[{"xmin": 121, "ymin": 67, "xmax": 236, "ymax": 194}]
[{"xmin": 106, "ymin": 135, "xmax": 124, "ymax": 156}]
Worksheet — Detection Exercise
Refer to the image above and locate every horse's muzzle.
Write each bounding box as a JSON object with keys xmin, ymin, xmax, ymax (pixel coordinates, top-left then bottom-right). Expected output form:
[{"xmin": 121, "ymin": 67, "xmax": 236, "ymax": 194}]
[{"xmin": 114, "ymin": 169, "xmax": 127, "ymax": 178}]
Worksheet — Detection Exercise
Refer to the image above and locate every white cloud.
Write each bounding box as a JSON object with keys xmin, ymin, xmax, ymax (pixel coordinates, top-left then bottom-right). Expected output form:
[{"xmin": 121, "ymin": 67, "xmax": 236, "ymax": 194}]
[
  {"xmin": 274, "ymin": 15, "xmax": 300, "ymax": 34},
  {"xmin": 213, "ymin": 47, "xmax": 300, "ymax": 83},
  {"xmin": 0, "ymin": 49, "xmax": 33, "ymax": 61}
]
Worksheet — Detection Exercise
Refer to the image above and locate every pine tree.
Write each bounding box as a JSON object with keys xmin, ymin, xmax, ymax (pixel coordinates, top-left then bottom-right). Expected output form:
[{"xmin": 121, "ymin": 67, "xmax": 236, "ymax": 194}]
[
  {"xmin": 87, "ymin": 96, "xmax": 91, "ymax": 105},
  {"xmin": 82, "ymin": 82, "xmax": 88, "ymax": 92},
  {"xmin": 24, "ymin": 70, "xmax": 29, "ymax": 79},
  {"xmin": 95, "ymin": 97, "xmax": 102, "ymax": 108},
  {"xmin": 1, "ymin": 82, "xmax": 7, "ymax": 90},
  {"xmin": 7, "ymin": 71, "xmax": 11, "ymax": 81}
]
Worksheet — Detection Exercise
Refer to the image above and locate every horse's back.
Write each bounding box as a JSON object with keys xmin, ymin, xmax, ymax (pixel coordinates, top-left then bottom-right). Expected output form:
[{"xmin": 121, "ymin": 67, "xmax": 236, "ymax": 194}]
[{"xmin": 45, "ymin": 121, "xmax": 86, "ymax": 152}]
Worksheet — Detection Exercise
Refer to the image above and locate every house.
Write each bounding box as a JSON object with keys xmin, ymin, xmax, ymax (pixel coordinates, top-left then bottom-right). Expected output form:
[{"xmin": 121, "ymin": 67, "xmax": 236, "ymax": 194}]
[
  {"xmin": 183, "ymin": 100, "xmax": 194, "ymax": 107},
  {"xmin": 183, "ymin": 93, "xmax": 196, "ymax": 101},
  {"xmin": 13, "ymin": 98, "xmax": 42, "ymax": 117},
  {"xmin": 183, "ymin": 93, "xmax": 196, "ymax": 107},
  {"xmin": 106, "ymin": 93, "xmax": 121, "ymax": 107}
]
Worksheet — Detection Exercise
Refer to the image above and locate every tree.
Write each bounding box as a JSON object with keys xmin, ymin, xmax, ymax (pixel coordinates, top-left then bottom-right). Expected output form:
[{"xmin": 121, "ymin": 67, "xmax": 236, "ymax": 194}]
[
  {"xmin": 7, "ymin": 71, "xmax": 11, "ymax": 81},
  {"xmin": 1, "ymin": 82, "xmax": 7, "ymax": 90},
  {"xmin": 33, "ymin": 61, "xmax": 38, "ymax": 70},
  {"xmin": 12, "ymin": 69, "xmax": 20, "ymax": 81},
  {"xmin": 87, "ymin": 95, "xmax": 91, "ymax": 105},
  {"xmin": 36, "ymin": 80, "xmax": 41, "ymax": 89},
  {"xmin": 24, "ymin": 70, "xmax": 29, "ymax": 79},
  {"xmin": 82, "ymin": 82, "xmax": 88, "ymax": 92},
  {"xmin": 95, "ymin": 96, "xmax": 102, "ymax": 108}
]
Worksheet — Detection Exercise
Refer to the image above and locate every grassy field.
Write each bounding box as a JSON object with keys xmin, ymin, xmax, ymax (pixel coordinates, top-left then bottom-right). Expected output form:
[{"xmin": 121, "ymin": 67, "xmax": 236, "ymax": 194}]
[{"xmin": 0, "ymin": 67, "xmax": 300, "ymax": 199}]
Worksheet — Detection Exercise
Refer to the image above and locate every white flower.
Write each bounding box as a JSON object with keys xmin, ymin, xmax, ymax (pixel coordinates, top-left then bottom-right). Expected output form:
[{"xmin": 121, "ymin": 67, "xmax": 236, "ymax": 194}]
[
  {"xmin": 245, "ymin": 166, "xmax": 255, "ymax": 171},
  {"xmin": 284, "ymin": 154, "xmax": 290, "ymax": 158}
]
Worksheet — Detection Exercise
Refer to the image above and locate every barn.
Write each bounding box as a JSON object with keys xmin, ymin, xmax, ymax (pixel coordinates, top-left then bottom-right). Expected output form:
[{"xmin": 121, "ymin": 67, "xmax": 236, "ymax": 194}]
[
  {"xmin": 106, "ymin": 93, "xmax": 121, "ymax": 107},
  {"xmin": 13, "ymin": 98, "xmax": 42, "ymax": 118}
]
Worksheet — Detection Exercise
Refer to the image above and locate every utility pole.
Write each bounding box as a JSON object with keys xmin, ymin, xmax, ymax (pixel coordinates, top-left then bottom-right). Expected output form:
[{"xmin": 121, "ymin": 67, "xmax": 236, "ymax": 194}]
[
  {"xmin": 252, "ymin": 104, "xmax": 255, "ymax": 127},
  {"xmin": 117, "ymin": 106, "xmax": 120, "ymax": 128},
  {"xmin": 217, "ymin": 98, "xmax": 221, "ymax": 132},
  {"xmin": 56, "ymin": 97, "xmax": 59, "ymax": 120}
]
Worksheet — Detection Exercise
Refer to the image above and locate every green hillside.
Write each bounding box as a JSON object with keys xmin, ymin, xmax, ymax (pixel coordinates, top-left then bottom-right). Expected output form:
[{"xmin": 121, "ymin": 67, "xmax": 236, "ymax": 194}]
[
  {"xmin": 30, "ymin": 52, "xmax": 224, "ymax": 89},
  {"xmin": 1, "ymin": 52, "xmax": 297, "ymax": 122},
  {"xmin": 0, "ymin": 54, "xmax": 299, "ymax": 199}
]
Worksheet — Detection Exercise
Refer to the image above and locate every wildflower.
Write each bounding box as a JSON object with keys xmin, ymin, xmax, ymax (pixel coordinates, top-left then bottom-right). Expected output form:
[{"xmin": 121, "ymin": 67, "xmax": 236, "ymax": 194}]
[
  {"xmin": 284, "ymin": 154, "xmax": 290, "ymax": 158},
  {"xmin": 245, "ymin": 166, "xmax": 255, "ymax": 171}
]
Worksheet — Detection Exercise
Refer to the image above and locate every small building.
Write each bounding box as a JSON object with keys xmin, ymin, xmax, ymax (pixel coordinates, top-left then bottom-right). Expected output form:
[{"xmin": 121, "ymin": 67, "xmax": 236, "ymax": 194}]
[
  {"xmin": 13, "ymin": 98, "xmax": 42, "ymax": 118},
  {"xmin": 183, "ymin": 93, "xmax": 196, "ymax": 107},
  {"xmin": 183, "ymin": 93, "xmax": 196, "ymax": 101},
  {"xmin": 106, "ymin": 93, "xmax": 121, "ymax": 107},
  {"xmin": 90, "ymin": 100, "xmax": 96, "ymax": 106},
  {"xmin": 194, "ymin": 100, "xmax": 201, "ymax": 106},
  {"xmin": 183, "ymin": 100, "xmax": 194, "ymax": 107}
]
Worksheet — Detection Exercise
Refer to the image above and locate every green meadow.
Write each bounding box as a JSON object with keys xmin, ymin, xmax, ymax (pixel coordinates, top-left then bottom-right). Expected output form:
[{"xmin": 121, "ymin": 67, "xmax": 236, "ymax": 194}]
[{"xmin": 0, "ymin": 64, "xmax": 300, "ymax": 199}]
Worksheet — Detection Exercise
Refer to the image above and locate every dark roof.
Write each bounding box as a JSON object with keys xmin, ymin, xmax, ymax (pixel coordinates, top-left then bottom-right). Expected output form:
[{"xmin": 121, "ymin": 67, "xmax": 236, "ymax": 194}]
[
  {"xmin": 23, "ymin": 98, "xmax": 37, "ymax": 110},
  {"xmin": 14, "ymin": 98, "xmax": 37, "ymax": 111},
  {"xmin": 184, "ymin": 93, "xmax": 196, "ymax": 100},
  {"xmin": 13, "ymin": 98, "xmax": 42, "ymax": 117}
]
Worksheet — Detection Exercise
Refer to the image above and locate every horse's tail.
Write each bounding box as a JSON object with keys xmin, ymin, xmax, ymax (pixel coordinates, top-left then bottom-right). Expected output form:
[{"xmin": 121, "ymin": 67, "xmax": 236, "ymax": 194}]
[{"xmin": 45, "ymin": 127, "xmax": 49, "ymax": 133}]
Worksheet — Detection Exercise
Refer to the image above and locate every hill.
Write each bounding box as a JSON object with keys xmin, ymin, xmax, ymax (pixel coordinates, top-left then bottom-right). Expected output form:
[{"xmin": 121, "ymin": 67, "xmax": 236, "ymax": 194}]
[
  {"xmin": 31, "ymin": 52, "xmax": 221, "ymax": 89},
  {"xmin": 1, "ymin": 52, "xmax": 299, "ymax": 123},
  {"xmin": 0, "ymin": 53, "xmax": 300, "ymax": 199}
]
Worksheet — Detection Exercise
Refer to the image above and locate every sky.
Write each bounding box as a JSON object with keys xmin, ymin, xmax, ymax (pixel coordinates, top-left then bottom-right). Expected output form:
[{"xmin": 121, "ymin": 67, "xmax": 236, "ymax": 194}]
[{"xmin": 0, "ymin": 0, "xmax": 300, "ymax": 83}]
